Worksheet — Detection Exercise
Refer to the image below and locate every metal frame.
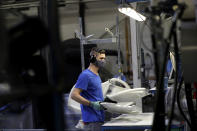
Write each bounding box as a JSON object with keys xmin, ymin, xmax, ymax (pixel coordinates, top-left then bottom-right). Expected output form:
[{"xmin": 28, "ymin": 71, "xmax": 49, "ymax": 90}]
[
  {"xmin": 76, "ymin": 19, "xmax": 118, "ymax": 71},
  {"xmin": 102, "ymin": 125, "xmax": 185, "ymax": 131},
  {"xmin": 0, "ymin": 0, "xmax": 113, "ymax": 9}
]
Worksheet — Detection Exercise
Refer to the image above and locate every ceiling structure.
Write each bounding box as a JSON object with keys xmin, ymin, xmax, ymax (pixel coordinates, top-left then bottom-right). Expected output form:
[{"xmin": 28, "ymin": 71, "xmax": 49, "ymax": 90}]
[{"xmin": 0, "ymin": 0, "xmax": 116, "ymax": 9}]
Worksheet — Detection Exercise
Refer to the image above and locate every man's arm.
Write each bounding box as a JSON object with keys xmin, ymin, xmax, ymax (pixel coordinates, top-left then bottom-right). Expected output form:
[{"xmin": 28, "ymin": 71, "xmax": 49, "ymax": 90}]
[{"xmin": 71, "ymin": 88, "xmax": 90, "ymax": 106}]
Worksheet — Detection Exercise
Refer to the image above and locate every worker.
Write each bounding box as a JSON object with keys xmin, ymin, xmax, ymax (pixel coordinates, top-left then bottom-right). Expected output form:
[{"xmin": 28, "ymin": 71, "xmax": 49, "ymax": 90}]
[{"xmin": 71, "ymin": 47, "xmax": 106, "ymax": 131}]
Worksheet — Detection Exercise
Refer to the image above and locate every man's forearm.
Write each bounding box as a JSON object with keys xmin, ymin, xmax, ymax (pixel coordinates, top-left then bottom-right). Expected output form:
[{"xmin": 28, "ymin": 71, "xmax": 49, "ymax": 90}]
[{"xmin": 71, "ymin": 93, "xmax": 90, "ymax": 106}]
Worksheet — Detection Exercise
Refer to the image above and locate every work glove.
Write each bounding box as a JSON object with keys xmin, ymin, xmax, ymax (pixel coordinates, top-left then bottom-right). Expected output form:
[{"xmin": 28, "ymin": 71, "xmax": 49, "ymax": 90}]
[{"xmin": 89, "ymin": 101, "xmax": 104, "ymax": 110}]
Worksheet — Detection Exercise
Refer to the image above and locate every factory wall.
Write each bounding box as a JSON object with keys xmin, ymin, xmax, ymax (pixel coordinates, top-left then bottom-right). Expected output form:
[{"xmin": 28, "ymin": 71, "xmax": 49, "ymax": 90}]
[
  {"xmin": 59, "ymin": 4, "xmax": 134, "ymax": 82},
  {"xmin": 3, "ymin": 2, "xmax": 155, "ymax": 86}
]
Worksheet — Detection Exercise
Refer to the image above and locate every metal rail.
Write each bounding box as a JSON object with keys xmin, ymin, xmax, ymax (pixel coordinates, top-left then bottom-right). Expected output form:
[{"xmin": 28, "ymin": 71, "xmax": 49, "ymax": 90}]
[{"xmin": 0, "ymin": 0, "xmax": 113, "ymax": 9}]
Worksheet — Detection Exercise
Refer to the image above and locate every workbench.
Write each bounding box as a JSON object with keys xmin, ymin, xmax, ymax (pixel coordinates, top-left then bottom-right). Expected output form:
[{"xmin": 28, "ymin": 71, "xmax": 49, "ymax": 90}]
[{"xmin": 101, "ymin": 113, "xmax": 184, "ymax": 131}]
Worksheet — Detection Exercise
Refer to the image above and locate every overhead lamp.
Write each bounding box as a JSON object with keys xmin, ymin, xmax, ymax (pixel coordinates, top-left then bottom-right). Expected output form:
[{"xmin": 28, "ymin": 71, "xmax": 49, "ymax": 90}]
[{"xmin": 118, "ymin": 1, "xmax": 146, "ymax": 21}]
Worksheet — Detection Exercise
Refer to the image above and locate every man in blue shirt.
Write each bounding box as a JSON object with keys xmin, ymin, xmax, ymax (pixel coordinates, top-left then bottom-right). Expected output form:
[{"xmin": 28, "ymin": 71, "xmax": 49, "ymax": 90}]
[{"xmin": 71, "ymin": 47, "xmax": 106, "ymax": 131}]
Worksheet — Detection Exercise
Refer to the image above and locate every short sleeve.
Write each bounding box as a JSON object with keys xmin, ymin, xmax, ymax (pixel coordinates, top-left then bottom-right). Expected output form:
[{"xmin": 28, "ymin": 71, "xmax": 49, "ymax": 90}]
[{"xmin": 75, "ymin": 73, "xmax": 89, "ymax": 90}]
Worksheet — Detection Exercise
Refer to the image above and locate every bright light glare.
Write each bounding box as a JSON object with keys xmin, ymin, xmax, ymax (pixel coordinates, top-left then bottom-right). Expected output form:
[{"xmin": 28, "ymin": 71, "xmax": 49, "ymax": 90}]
[{"xmin": 118, "ymin": 7, "xmax": 146, "ymax": 21}]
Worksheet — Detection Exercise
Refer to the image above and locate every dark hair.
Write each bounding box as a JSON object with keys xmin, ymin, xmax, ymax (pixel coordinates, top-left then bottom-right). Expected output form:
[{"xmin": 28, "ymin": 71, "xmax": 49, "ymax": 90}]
[{"xmin": 90, "ymin": 47, "xmax": 105, "ymax": 57}]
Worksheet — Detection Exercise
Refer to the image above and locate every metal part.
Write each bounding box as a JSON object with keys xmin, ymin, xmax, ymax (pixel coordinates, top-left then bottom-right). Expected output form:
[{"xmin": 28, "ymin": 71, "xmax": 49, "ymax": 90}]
[
  {"xmin": 105, "ymin": 27, "xmax": 114, "ymax": 37},
  {"xmin": 0, "ymin": 10, "xmax": 8, "ymax": 74},
  {"xmin": 149, "ymin": 8, "xmax": 165, "ymax": 131},
  {"xmin": 116, "ymin": 15, "xmax": 121, "ymax": 73},
  {"xmin": 79, "ymin": 1, "xmax": 85, "ymax": 36},
  {"xmin": 39, "ymin": 0, "xmax": 48, "ymax": 23},
  {"xmin": 185, "ymin": 83, "xmax": 197, "ymax": 131},
  {"xmin": 59, "ymin": 0, "xmax": 112, "ymax": 4},
  {"xmin": 77, "ymin": 22, "xmax": 117, "ymax": 71},
  {"xmin": 124, "ymin": 17, "xmax": 132, "ymax": 78},
  {"xmin": 130, "ymin": 17, "xmax": 141, "ymax": 88},
  {"xmin": 181, "ymin": 22, "xmax": 197, "ymax": 82},
  {"xmin": 88, "ymin": 38, "xmax": 116, "ymax": 44},
  {"xmin": 76, "ymin": 17, "xmax": 117, "ymax": 71},
  {"xmin": 79, "ymin": 17, "xmax": 85, "ymax": 71},
  {"xmin": 0, "ymin": 1, "xmax": 39, "ymax": 9},
  {"xmin": 0, "ymin": 0, "xmax": 112, "ymax": 10},
  {"xmin": 42, "ymin": 0, "xmax": 65, "ymax": 130}
]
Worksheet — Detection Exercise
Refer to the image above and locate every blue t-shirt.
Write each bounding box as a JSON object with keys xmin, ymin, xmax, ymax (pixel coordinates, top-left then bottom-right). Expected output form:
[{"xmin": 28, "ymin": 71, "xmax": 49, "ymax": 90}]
[{"xmin": 75, "ymin": 69, "xmax": 104, "ymax": 122}]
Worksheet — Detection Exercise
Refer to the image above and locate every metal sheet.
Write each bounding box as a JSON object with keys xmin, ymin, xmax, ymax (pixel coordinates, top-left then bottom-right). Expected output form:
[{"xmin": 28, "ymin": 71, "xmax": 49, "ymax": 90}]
[{"xmin": 181, "ymin": 22, "xmax": 197, "ymax": 82}]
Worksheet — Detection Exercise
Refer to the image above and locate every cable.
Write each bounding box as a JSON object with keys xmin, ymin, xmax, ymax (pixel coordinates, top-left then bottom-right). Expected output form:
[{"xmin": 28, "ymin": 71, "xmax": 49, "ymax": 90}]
[
  {"xmin": 152, "ymin": 20, "xmax": 170, "ymax": 131},
  {"xmin": 177, "ymin": 77, "xmax": 192, "ymax": 128},
  {"xmin": 140, "ymin": 18, "xmax": 156, "ymax": 53},
  {"xmin": 167, "ymin": 30, "xmax": 179, "ymax": 131},
  {"xmin": 144, "ymin": 53, "xmax": 153, "ymax": 81},
  {"xmin": 149, "ymin": 15, "xmax": 162, "ymax": 131},
  {"xmin": 166, "ymin": 4, "xmax": 186, "ymax": 131},
  {"xmin": 152, "ymin": 41, "xmax": 169, "ymax": 131},
  {"xmin": 152, "ymin": 3, "xmax": 184, "ymax": 131},
  {"xmin": 185, "ymin": 83, "xmax": 197, "ymax": 131}
]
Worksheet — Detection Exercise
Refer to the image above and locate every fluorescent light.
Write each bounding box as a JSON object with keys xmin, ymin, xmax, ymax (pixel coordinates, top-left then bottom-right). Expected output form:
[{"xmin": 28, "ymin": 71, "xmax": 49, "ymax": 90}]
[{"xmin": 118, "ymin": 7, "xmax": 146, "ymax": 21}]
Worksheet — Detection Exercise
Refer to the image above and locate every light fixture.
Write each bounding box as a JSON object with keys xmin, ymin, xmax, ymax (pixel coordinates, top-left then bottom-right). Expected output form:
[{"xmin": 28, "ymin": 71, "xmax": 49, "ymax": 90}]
[{"xmin": 118, "ymin": 1, "xmax": 146, "ymax": 21}]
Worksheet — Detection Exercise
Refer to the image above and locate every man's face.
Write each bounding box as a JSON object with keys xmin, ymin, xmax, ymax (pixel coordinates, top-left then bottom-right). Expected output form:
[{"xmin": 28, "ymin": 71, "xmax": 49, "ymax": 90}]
[
  {"xmin": 94, "ymin": 53, "xmax": 106, "ymax": 68},
  {"xmin": 96, "ymin": 53, "xmax": 106, "ymax": 62}
]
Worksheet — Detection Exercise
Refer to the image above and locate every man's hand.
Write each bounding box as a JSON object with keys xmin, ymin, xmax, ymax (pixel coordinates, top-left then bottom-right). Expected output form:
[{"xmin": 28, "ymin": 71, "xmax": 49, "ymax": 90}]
[{"xmin": 89, "ymin": 101, "xmax": 104, "ymax": 110}]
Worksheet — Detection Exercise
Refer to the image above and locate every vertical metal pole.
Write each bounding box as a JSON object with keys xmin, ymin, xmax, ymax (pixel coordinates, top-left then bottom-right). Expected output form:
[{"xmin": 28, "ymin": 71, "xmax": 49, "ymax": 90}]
[
  {"xmin": 39, "ymin": 0, "xmax": 48, "ymax": 23},
  {"xmin": 47, "ymin": 0, "xmax": 65, "ymax": 130},
  {"xmin": 185, "ymin": 83, "xmax": 197, "ymax": 131},
  {"xmin": 151, "ymin": 9, "xmax": 167, "ymax": 131},
  {"xmin": 0, "ymin": 10, "xmax": 8, "ymax": 74},
  {"xmin": 125, "ymin": 17, "xmax": 132, "ymax": 76},
  {"xmin": 130, "ymin": 18, "xmax": 141, "ymax": 88},
  {"xmin": 79, "ymin": 17, "xmax": 85, "ymax": 71},
  {"xmin": 136, "ymin": 22, "xmax": 141, "ymax": 80},
  {"xmin": 79, "ymin": 1, "xmax": 86, "ymax": 36},
  {"xmin": 116, "ymin": 15, "xmax": 121, "ymax": 75}
]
